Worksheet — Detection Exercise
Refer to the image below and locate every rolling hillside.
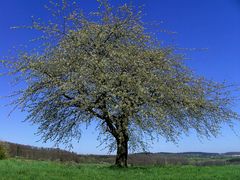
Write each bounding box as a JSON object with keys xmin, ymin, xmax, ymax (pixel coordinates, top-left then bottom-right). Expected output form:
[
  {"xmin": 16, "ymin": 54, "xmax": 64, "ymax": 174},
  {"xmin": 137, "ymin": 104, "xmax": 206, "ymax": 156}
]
[{"xmin": 1, "ymin": 140, "xmax": 240, "ymax": 166}]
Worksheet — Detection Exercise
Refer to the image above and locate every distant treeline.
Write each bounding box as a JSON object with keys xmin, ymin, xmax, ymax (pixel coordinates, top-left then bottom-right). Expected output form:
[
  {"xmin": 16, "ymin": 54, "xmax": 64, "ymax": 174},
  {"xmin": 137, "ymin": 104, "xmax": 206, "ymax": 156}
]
[{"xmin": 1, "ymin": 141, "xmax": 80, "ymax": 162}]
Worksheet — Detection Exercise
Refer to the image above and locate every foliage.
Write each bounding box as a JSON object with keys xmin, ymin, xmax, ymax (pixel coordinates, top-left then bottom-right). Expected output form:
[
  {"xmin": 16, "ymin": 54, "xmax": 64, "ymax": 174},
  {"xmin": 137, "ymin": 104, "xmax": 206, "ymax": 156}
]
[
  {"xmin": 1, "ymin": 159, "xmax": 240, "ymax": 179},
  {"xmin": 1, "ymin": 0, "xmax": 239, "ymax": 166},
  {"xmin": 0, "ymin": 142, "xmax": 8, "ymax": 160}
]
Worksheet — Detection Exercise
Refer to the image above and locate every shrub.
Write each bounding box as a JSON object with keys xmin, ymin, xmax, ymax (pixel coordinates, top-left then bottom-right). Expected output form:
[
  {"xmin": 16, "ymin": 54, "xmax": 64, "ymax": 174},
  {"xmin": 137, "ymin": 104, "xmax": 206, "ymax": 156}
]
[
  {"xmin": 227, "ymin": 158, "xmax": 240, "ymax": 164},
  {"xmin": 0, "ymin": 142, "xmax": 8, "ymax": 160}
]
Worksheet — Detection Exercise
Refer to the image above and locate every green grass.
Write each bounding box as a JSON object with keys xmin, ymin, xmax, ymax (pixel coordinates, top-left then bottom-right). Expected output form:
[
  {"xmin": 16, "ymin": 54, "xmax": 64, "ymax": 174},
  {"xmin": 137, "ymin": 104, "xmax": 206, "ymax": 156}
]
[{"xmin": 0, "ymin": 159, "xmax": 240, "ymax": 180}]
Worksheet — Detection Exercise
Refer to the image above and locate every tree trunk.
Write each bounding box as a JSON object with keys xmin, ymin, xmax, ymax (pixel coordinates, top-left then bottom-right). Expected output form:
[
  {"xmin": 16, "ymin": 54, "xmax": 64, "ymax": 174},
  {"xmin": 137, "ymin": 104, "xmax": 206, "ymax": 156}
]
[{"xmin": 115, "ymin": 136, "xmax": 128, "ymax": 167}]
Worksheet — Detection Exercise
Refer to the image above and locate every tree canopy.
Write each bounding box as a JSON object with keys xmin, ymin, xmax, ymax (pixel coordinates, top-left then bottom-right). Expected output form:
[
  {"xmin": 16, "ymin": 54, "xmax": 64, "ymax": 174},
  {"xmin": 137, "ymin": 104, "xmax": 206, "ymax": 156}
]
[{"xmin": 1, "ymin": 0, "xmax": 239, "ymax": 167}]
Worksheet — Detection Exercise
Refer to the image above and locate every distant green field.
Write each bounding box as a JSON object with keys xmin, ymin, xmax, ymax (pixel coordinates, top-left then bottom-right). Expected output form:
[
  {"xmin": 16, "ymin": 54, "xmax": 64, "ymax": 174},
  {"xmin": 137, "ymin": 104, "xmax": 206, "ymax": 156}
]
[{"xmin": 0, "ymin": 159, "xmax": 240, "ymax": 180}]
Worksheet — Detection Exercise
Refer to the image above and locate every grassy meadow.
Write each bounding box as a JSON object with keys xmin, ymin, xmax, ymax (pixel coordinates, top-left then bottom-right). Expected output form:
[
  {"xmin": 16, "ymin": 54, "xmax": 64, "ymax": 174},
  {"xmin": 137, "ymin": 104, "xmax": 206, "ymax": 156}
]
[{"xmin": 0, "ymin": 159, "xmax": 240, "ymax": 180}]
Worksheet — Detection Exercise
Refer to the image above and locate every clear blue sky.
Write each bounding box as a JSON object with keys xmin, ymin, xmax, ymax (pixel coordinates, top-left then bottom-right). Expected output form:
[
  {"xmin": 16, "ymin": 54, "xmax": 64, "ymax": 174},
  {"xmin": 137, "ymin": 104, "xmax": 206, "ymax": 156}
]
[{"xmin": 0, "ymin": 0, "xmax": 240, "ymax": 154}]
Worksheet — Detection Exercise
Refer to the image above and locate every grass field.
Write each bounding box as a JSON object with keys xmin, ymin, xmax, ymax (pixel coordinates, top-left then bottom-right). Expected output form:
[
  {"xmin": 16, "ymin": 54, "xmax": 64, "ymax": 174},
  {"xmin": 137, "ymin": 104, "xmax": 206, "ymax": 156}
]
[{"xmin": 0, "ymin": 159, "xmax": 240, "ymax": 180}]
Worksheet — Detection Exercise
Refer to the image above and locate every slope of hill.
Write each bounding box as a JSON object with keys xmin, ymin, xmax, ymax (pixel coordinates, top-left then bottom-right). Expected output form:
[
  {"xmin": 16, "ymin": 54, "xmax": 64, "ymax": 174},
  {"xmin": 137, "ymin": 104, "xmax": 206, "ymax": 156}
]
[{"xmin": 0, "ymin": 141, "xmax": 79, "ymax": 162}]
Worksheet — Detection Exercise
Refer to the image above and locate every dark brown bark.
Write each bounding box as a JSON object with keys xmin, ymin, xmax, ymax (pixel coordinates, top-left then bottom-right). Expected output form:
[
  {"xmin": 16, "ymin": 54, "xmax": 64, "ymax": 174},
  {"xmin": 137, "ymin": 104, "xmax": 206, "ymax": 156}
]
[
  {"xmin": 115, "ymin": 136, "xmax": 128, "ymax": 167},
  {"xmin": 102, "ymin": 107, "xmax": 129, "ymax": 167},
  {"xmin": 115, "ymin": 140, "xmax": 128, "ymax": 167}
]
